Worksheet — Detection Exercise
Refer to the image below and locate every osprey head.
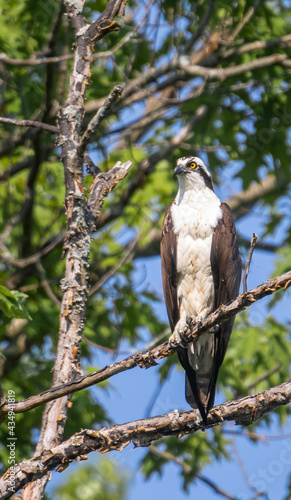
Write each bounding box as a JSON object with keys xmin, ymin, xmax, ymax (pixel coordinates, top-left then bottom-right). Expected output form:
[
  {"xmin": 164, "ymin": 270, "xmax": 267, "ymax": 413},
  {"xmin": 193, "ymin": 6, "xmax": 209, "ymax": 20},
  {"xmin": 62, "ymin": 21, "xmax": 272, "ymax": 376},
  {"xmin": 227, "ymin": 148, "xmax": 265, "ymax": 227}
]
[{"xmin": 174, "ymin": 156, "xmax": 213, "ymax": 190}]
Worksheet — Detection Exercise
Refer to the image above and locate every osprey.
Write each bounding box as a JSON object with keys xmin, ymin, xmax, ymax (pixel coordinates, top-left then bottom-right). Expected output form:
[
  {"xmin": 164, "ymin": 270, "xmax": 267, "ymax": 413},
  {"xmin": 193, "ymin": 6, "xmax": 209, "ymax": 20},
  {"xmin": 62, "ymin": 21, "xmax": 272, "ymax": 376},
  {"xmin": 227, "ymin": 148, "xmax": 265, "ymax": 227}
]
[{"xmin": 161, "ymin": 156, "xmax": 241, "ymax": 424}]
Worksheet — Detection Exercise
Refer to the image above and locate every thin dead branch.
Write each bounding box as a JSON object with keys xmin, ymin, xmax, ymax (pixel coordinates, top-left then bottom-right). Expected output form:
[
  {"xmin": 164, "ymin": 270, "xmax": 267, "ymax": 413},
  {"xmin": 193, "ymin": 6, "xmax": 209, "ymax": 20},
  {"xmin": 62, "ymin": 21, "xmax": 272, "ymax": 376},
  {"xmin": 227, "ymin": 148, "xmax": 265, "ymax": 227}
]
[
  {"xmin": 243, "ymin": 233, "xmax": 258, "ymax": 293},
  {"xmin": 80, "ymin": 85, "xmax": 124, "ymax": 155},
  {"xmin": 89, "ymin": 232, "xmax": 140, "ymax": 295},
  {"xmin": 149, "ymin": 445, "xmax": 237, "ymax": 500},
  {"xmin": 0, "ymin": 117, "xmax": 58, "ymax": 134}
]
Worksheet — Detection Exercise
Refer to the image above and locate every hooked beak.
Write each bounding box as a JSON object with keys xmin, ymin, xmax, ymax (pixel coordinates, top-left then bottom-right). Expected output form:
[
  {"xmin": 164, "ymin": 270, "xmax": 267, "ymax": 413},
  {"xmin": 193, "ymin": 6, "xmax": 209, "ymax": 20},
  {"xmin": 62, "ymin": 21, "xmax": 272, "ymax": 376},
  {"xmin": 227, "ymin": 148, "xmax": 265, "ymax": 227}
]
[{"xmin": 174, "ymin": 164, "xmax": 188, "ymax": 177}]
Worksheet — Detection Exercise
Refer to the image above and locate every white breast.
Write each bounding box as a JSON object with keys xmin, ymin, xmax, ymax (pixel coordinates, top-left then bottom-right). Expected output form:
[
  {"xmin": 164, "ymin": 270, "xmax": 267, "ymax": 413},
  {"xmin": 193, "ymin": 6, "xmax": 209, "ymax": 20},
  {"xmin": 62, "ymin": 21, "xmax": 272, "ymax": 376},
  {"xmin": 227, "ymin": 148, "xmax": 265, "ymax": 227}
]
[{"xmin": 171, "ymin": 185, "xmax": 222, "ymax": 320}]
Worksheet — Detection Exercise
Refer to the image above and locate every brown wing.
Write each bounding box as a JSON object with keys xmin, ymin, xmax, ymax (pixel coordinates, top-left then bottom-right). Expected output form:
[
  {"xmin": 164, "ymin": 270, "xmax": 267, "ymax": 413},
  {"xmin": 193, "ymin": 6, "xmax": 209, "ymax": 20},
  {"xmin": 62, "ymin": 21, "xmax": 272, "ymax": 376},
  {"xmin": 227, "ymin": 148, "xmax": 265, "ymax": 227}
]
[
  {"xmin": 160, "ymin": 203, "xmax": 179, "ymax": 332},
  {"xmin": 207, "ymin": 202, "xmax": 242, "ymax": 411},
  {"xmin": 161, "ymin": 203, "xmax": 212, "ymax": 424}
]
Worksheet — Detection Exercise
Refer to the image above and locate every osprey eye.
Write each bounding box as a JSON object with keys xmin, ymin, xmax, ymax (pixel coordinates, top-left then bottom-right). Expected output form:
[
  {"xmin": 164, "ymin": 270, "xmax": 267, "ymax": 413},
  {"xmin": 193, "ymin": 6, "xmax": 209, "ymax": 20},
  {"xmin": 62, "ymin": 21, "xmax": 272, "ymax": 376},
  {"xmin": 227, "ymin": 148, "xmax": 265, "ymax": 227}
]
[{"xmin": 189, "ymin": 161, "xmax": 197, "ymax": 169}]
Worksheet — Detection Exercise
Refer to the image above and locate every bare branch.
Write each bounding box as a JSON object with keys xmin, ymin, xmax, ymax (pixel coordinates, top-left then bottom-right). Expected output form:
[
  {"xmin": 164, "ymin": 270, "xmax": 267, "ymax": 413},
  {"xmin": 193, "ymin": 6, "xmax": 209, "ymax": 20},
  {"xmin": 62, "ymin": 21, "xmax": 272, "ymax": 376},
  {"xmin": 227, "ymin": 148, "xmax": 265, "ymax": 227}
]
[
  {"xmin": 87, "ymin": 160, "xmax": 132, "ymax": 227},
  {"xmin": 0, "ymin": 117, "xmax": 58, "ymax": 134},
  {"xmin": 0, "ymin": 156, "xmax": 34, "ymax": 183},
  {"xmin": 179, "ymin": 53, "xmax": 287, "ymax": 79},
  {"xmin": 0, "ymin": 232, "xmax": 65, "ymax": 268},
  {"xmin": 230, "ymin": 0, "xmax": 263, "ymax": 41},
  {"xmin": 0, "ymin": 52, "xmax": 73, "ymax": 65},
  {"xmin": 1, "ymin": 270, "xmax": 290, "ymax": 419},
  {"xmin": 226, "ymin": 175, "xmax": 287, "ymax": 219},
  {"xmin": 86, "ymin": 0, "xmax": 126, "ymax": 43},
  {"xmin": 243, "ymin": 233, "xmax": 258, "ymax": 293},
  {"xmin": 2, "ymin": 378, "xmax": 291, "ymax": 498},
  {"xmin": 89, "ymin": 232, "xmax": 140, "ymax": 295},
  {"xmin": 80, "ymin": 85, "xmax": 124, "ymax": 155},
  {"xmin": 35, "ymin": 261, "xmax": 61, "ymax": 308},
  {"xmin": 149, "ymin": 445, "xmax": 237, "ymax": 500},
  {"xmin": 223, "ymin": 33, "xmax": 291, "ymax": 59},
  {"xmin": 185, "ymin": 0, "xmax": 217, "ymax": 51}
]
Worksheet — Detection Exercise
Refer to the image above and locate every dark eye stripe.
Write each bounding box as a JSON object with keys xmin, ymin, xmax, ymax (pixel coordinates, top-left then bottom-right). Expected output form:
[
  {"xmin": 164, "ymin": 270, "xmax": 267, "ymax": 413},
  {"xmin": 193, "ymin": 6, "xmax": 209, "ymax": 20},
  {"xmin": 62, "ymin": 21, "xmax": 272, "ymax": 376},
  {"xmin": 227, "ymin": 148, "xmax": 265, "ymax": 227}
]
[{"xmin": 196, "ymin": 166, "xmax": 214, "ymax": 190}]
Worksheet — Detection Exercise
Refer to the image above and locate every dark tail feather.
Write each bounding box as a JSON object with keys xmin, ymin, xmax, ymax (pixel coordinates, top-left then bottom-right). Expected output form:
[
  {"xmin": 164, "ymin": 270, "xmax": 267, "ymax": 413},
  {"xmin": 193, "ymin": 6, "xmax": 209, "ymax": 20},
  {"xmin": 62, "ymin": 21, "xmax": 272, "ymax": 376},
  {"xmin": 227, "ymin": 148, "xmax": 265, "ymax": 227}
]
[
  {"xmin": 185, "ymin": 370, "xmax": 208, "ymax": 425},
  {"xmin": 178, "ymin": 350, "xmax": 208, "ymax": 425},
  {"xmin": 178, "ymin": 330, "xmax": 222, "ymax": 425},
  {"xmin": 206, "ymin": 328, "xmax": 221, "ymax": 415}
]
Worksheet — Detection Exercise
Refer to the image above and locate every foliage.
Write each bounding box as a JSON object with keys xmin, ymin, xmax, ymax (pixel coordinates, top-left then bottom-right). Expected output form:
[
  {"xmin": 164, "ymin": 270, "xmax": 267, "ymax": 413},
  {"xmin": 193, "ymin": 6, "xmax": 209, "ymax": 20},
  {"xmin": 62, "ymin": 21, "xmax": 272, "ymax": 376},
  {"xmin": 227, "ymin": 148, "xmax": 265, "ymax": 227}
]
[
  {"xmin": 0, "ymin": 285, "xmax": 31, "ymax": 320},
  {"xmin": 52, "ymin": 460, "xmax": 129, "ymax": 500}
]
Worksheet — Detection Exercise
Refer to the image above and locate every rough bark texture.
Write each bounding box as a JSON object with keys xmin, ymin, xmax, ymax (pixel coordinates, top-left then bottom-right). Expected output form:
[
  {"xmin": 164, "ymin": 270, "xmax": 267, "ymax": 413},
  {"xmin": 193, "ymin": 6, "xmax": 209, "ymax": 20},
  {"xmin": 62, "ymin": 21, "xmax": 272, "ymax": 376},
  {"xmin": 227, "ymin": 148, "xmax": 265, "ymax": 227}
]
[{"xmin": 1, "ymin": 379, "xmax": 291, "ymax": 499}]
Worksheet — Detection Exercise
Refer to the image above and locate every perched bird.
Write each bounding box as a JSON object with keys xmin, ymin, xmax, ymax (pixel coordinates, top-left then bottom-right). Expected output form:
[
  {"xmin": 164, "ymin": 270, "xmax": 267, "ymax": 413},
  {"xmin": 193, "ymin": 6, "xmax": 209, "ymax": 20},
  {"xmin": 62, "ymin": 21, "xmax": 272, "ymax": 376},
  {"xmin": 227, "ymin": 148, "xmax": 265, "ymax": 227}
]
[{"xmin": 161, "ymin": 156, "xmax": 241, "ymax": 424}]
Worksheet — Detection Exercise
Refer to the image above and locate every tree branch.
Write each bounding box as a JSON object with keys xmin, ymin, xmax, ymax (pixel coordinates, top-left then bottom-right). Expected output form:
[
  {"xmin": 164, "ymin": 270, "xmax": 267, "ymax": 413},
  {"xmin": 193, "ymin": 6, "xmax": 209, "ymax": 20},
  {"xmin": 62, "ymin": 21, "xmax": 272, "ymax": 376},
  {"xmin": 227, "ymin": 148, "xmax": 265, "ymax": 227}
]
[
  {"xmin": 243, "ymin": 233, "xmax": 257, "ymax": 293},
  {"xmin": 149, "ymin": 445, "xmax": 237, "ymax": 500},
  {"xmin": 0, "ymin": 156, "xmax": 34, "ymax": 183},
  {"xmin": 223, "ymin": 33, "xmax": 291, "ymax": 59},
  {"xmin": 230, "ymin": 0, "xmax": 263, "ymax": 41},
  {"xmin": 80, "ymin": 85, "xmax": 124, "ymax": 155},
  {"xmin": 1, "ymin": 378, "xmax": 291, "ymax": 498},
  {"xmin": 0, "ymin": 117, "xmax": 58, "ymax": 134},
  {"xmin": 89, "ymin": 232, "xmax": 140, "ymax": 295},
  {"xmin": 226, "ymin": 175, "xmax": 287, "ymax": 219},
  {"xmin": 179, "ymin": 53, "xmax": 287, "ymax": 79},
  {"xmin": 1, "ymin": 270, "xmax": 290, "ymax": 419},
  {"xmin": 185, "ymin": 0, "xmax": 217, "ymax": 51},
  {"xmin": 0, "ymin": 232, "xmax": 66, "ymax": 268}
]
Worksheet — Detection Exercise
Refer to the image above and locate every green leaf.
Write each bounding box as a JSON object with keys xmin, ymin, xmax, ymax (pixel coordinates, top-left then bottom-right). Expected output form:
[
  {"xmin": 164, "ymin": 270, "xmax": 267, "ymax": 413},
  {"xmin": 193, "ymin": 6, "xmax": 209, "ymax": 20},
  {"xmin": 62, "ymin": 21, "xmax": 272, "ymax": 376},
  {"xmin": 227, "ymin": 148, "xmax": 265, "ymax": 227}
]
[{"xmin": 0, "ymin": 285, "xmax": 31, "ymax": 320}]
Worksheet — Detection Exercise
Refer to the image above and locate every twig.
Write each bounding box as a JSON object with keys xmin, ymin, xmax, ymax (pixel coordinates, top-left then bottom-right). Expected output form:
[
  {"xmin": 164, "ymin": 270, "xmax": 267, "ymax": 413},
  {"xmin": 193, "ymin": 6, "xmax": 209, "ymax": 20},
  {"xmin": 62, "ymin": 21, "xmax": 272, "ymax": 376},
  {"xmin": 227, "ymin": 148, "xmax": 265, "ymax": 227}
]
[
  {"xmin": 87, "ymin": 160, "xmax": 132, "ymax": 228},
  {"xmin": 247, "ymin": 362, "xmax": 282, "ymax": 392},
  {"xmin": 230, "ymin": 0, "xmax": 263, "ymax": 41},
  {"xmin": 0, "ymin": 53, "xmax": 74, "ymax": 65},
  {"xmin": 35, "ymin": 261, "xmax": 61, "ymax": 308},
  {"xmin": 239, "ymin": 236, "xmax": 279, "ymax": 253},
  {"xmin": 223, "ymin": 34, "xmax": 291, "ymax": 59},
  {"xmin": 149, "ymin": 445, "xmax": 237, "ymax": 500},
  {"xmin": 179, "ymin": 53, "xmax": 287, "ymax": 79},
  {"xmin": 185, "ymin": 0, "xmax": 217, "ymax": 51},
  {"xmin": 233, "ymin": 436, "xmax": 267, "ymax": 498},
  {"xmin": 2, "ymin": 378, "xmax": 291, "ymax": 498},
  {"xmin": 80, "ymin": 85, "xmax": 124, "ymax": 155},
  {"xmin": 0, "ymin": 232, "xmax": 65, "ymax": 268},
  {"xmin": 0, "ymin": 156, "xmax": 34, "ymax": 183},
  {"xmin": 89, "ymin": 232, "xmax": 140, "ymax": 295},
  {"xmin": 223, "ymin": 429, "xmax": 291, "ymax": 443},
  {"xmin": 243, "ymin": 233, "xmax": 258, "ymax": 293},
  {"xmin": 0, "ymin": 116, "xmax": 58, "ymax": 134},
  {"xmin": 0, "ymin": 270, "xmax": 290, "ymax": 418}
]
